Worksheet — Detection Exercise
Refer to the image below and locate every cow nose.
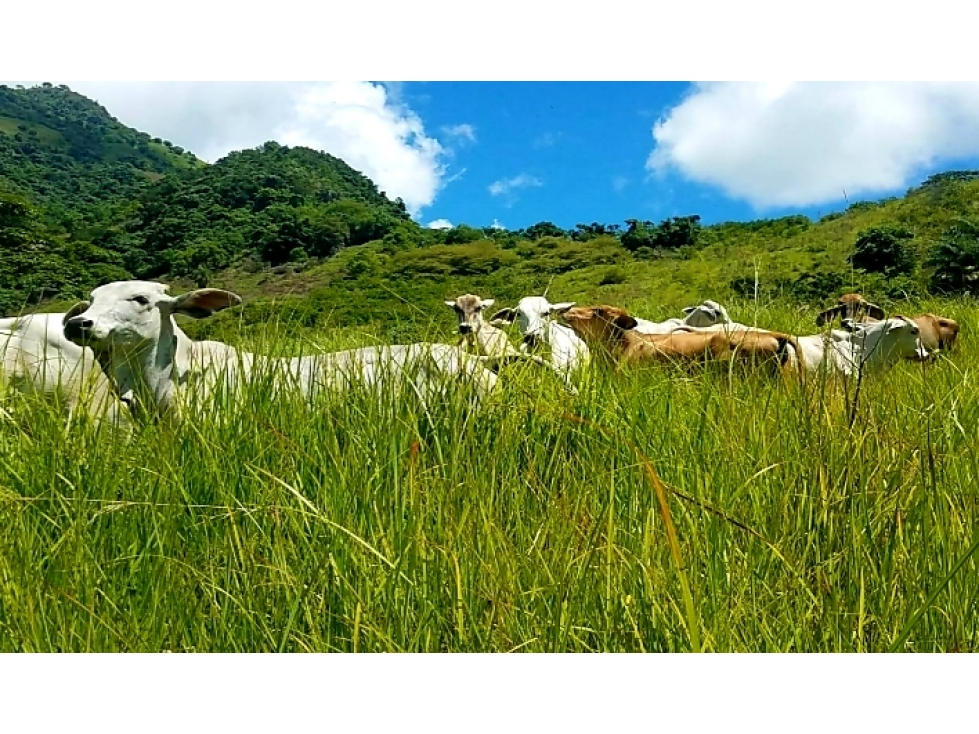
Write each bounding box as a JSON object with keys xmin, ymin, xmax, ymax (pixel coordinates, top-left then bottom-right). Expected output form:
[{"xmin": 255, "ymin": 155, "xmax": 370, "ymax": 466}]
[
  {"xmin": 459, "ymin": 324, "xmax": 472, "ymax": 334},
  {"xmin": 64, "ymin": 316, "xmax": 94, "ymax": 339}
]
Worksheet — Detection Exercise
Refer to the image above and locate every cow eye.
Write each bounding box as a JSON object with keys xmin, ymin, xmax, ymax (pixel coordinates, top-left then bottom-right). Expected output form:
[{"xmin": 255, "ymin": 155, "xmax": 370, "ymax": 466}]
[{"xmin": 132, "ymin": 295, "xmax": 150, "ymax": 305}]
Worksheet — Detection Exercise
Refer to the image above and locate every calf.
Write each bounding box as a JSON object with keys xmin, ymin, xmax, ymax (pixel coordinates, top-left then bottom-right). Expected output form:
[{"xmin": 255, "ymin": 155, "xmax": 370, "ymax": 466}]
[
  {"xmin": 444, "ymin": 294, "xmax": 547, "ymax": 370},
  {"xmin": 908, "ymin": 313, "xmax": 959, "ymax": 356},
  {"xmin": 560, "ymin": 305, "xmax": 802, "ymax": 371}
]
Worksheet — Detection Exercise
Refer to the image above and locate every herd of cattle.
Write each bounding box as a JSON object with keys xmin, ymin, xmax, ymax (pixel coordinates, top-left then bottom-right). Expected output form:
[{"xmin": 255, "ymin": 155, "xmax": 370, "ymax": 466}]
[{"xmin": 0, "ymin": 280, "xmax": 962, "ymax": 434}]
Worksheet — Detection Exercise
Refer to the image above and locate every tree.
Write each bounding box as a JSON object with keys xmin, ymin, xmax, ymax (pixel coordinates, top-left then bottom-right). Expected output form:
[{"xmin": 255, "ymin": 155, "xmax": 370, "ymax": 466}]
[
  {"xmin": 655, "ymin": 215, "xmax": 701, "ymax": 249},
  {"xmin": 620, "ymin": 219, "xmax": 656, "ymax": 252},
  {"xmin": 522, "ymin": 221, "xmax": 566, "ymax": 240},
  {"xmin": 621, "ymin": 216, "xmax": 701, "ymax": 253},
  {"xmin": 849, "ymin": 225, "xmax": 915, "ymax": 276},
  {"xmin": 443, "ymin": 224, "xmax": 484, "ymax": 245},
  {"xmin": 926, "ymin": 219, "xmax": 979, "ymax": 294},
  {"xmin": 571, "ymin": 222, "xmax": 619, "ymax": 241}
]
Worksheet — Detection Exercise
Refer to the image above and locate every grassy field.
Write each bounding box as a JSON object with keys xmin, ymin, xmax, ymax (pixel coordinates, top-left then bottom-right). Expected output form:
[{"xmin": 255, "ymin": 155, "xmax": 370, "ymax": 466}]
[{"xmin": 1, "ymin": 297, "xmax": 978, "ymax": 652}]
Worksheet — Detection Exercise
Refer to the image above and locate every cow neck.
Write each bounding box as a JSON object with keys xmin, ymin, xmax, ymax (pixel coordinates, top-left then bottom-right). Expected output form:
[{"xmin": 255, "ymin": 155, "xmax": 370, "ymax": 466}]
[{"xmin": 106, "ymin": 314, "xmax": 194, "ymax": 417}]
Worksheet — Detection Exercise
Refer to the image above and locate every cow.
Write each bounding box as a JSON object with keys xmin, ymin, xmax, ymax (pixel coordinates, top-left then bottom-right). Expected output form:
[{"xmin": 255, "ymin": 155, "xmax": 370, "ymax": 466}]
[
  {"xmin": 815, "ymin": 293, "xmax": 960, "ymax": 359},
  {"xmin": 785, "ymin": 318, "xmax": 926, "ymax": 377},
  {"xmin": 62, "ymin": 281, "xmax": 500, "ymax": 422},
  {"xmin": 489, "ymin": 296, "xmax": 589, "ymax": 388},
  {"xmin": 559, "ymin": 305, "xmax": 803, "ymax": 371},
  {"xmin": 632, "ymin": 299, "xmax": 733, "ymax": 335},
  {"xmin": 1, "ymin": 312, "xmax": 132, "ymax": 432},
  {"xmin": 444, "ymin": 294, "xmax": 547, "ymax": 371}
]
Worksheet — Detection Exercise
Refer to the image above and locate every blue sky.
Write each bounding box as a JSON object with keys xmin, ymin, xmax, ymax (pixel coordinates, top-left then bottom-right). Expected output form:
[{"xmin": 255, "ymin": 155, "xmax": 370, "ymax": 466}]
[
  {"xmin": 403, "ymin": 81, "xmax": 979, "ymax": 231},
  {"xmin": 11, "ymin": 81, "xmax": 979, "ymax": 232},
  {"xmin": 402, "ymin": 82, "xmax": 724, "ymax": 230}
]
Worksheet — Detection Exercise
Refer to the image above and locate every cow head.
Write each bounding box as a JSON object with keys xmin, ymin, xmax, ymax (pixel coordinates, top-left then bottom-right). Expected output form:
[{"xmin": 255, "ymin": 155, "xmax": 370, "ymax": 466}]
[
  {"xmin": 852, "ymin": 316, "xmax": 925, "ymax": 364},
  {"xmin": 63, "ymin": 281, "xmax": 241, "ymax": 352},
  {"xmin": 559, "ymin": 305, "xmax": 638, "ymax": 347},
  {"xmin": 490, "ymin": 296, "xmax": 575, "ymax": 348},
  {"xmin": 445, "ymin": 294, "xmax": 495, "ymax": 336},
  {"xmin": 681, "ymin": 300, "xmax": 731, "ymax": 327}
]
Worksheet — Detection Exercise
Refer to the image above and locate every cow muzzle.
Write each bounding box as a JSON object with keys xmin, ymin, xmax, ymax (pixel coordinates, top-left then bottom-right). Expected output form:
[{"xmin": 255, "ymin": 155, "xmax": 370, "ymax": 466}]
[
  {"xmin": 522, "ymin": 333, "xmax": 543, "ymax": 351},
  {"xmin": 64, "ymin": 316, "xmax": 97, "ymax": 345}
]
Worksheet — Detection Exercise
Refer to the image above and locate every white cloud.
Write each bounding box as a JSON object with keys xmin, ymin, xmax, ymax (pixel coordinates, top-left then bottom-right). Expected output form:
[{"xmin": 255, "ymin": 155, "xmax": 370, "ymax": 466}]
[
  {"xmin": 441, "ymin": 123, "xmax": 476, "ymax": 144},
  {"xmin": 427, "ymin": 218, "xmax": 454, "ymax": 229},
  {"xmin": 488, "ymin": 174, "xmax": 543, "ymax": 197},
  {"xmin": 490, "ymin": 219, "xmax": 506, "ymax": 230},
  {"xmin": 7, "ymin": 81, "xmax": 448, "ymax": 217},
  {"xmin": 648, "ymin": 82, "xmax": 979, "ymax": 209}
]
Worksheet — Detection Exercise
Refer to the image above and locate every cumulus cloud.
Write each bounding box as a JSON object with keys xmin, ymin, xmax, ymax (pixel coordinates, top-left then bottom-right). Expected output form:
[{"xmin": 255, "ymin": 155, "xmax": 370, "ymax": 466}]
[
  {"xmin": 441, "ymin": 123, "xmax": 476, "ymax": 145},
  {"xmin": 8, "ymin": 81, "xmax": 449, "ymax": 216},
  {"xmin": 490, "ymin": 219, "xmax": 506, "ymax": 230},
  {"xmin": 488, "ymin": 174, "xmax": 543, "ymax": 197},
  {"xmin": 648, "ymin": 82, "xmax": 979, "ymax": 209},
  {"xmin": 427, "ymin": 218, "xmax": 454, "ymax": 229}
]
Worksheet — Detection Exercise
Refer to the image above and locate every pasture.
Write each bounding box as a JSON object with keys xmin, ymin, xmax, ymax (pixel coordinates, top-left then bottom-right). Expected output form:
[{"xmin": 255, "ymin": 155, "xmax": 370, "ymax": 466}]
[{"xmin": 1, "ymin": 296, "xmax": 977, "ymax": 652}]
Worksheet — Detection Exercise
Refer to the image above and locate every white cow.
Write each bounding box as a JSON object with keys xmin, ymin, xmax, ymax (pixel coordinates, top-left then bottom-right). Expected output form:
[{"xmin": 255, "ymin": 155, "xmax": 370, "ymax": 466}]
[
  {"xmin": 632, "ymin": 299, "xmax": 734, "ymax": 334},
  {"xmin": 489, "ymin": 296, "xmax": 589, "ymax": 387},
  {"xmin": 62, "ymin": 281, "xmax": 500, "ymax": 421},
  {"xmin": 1, "ymin": 312, "xmax": 132, "ymax": 432},
  {"xmin": 785, "ymin": 317, "xmax": 926, "ymax": 377}
]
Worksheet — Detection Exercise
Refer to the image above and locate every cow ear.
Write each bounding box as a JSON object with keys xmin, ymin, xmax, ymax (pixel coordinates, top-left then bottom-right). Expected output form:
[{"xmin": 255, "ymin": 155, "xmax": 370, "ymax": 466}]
[
  {"xmin": 480, "ymin": 298, "xmax": 495, "ymax": 309},
  {"xmin": 682, "ymin": 306, "xmax": 695, "ymax": 315},
  {"xmin": 170, "ymin": 289, "xmax": 242, "ymax": 319},
  {"xmin": 490, "ymin": 308, "xmax": 516, "ymax": 324},
  {"xmin": 549, "ymin": 302, "xmax": 576, "ymax": 314},
  {"xmin": 614, "ymin": 313, "xmax": 639, "ymax": 330},
  {"xmin": 816, "ymin": 304, "xmax": 844, "ymax": 327},
  {"xmin": 63, "ymin": 301, "xmax": 90, "ymax": 324},
  {"xmin": 866, "ymin": 302, "xmax": 885, "ymax": 320},
  {"xmin": 444, "ymin": 300, "xmax": 457, "ymax": 308}
]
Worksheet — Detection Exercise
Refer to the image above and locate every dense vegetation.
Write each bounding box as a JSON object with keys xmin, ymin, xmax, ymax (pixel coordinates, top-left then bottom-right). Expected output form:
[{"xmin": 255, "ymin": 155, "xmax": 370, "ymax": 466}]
[
  {"xmin": 4, "ymin": 84, "xmax": 979, "ymax": 652},
  {"xmin": 4, "ymin": 84, "xmax": 979, "ymax": 325}
]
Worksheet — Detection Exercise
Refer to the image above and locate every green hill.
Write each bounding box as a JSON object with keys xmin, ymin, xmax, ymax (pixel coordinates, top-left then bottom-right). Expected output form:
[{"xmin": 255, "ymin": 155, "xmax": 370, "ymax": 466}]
[
  {"xmin": 0, "ymin": 84, "xmax": 422, "ymax": 313},
  {"xmin": 0, "ymin": 83, "xmax": 202, "ymax": 218},
  {"xmin": 3, "ymin": 84, "xmax": 979, "ymax": 328},
  {"xmin": 185, "ymin": 174, "xmax": 979, "ymax": 343},
  {"xmin": 124, "ymin": 141, "xmax": 414, "ymax": 279}
]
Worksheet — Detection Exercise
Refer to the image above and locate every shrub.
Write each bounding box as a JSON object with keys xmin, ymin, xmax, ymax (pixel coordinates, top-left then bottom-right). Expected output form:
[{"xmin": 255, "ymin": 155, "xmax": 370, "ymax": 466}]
[
  {"xmin": 849, "ymin": 225, "xmax": 916, "ymax": 276},
  {"xmin": 926, "ymin": 219, "xmax": 979, "ymax": 294}
]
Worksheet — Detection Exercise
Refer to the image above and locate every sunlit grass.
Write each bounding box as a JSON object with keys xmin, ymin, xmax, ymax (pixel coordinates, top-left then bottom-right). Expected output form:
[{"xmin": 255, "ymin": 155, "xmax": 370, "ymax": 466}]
[{"xmin": 1, "ymin": 301, "xmax": 977, "ymax": 651}]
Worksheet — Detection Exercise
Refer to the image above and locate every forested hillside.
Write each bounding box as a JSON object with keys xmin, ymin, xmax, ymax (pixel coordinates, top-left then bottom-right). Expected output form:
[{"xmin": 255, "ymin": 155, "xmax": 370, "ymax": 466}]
[
  {"xmin": 3, "ymin": 83, "xmax": 979, "ymax": 325},
  {"xmin": 0, "ymin": 84, "xmax": 200, "ymax": 215}
]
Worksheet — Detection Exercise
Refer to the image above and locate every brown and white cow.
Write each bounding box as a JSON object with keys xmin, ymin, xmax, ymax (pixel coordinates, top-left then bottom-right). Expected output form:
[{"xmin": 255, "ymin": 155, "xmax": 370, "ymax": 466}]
[
  {"xmin": 559, "ymin": 305, "xmax": 803, "ymax": 371},
  {"xmin": 816, "ymin": 293, "xmax": 959, "ymax": 358}
]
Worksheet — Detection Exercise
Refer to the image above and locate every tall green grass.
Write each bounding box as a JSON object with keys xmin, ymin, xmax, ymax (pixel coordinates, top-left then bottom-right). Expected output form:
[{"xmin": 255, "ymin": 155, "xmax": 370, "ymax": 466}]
[{"xmin": 1, "ymin": 300, "xmax": 978, "ymax": 651}]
